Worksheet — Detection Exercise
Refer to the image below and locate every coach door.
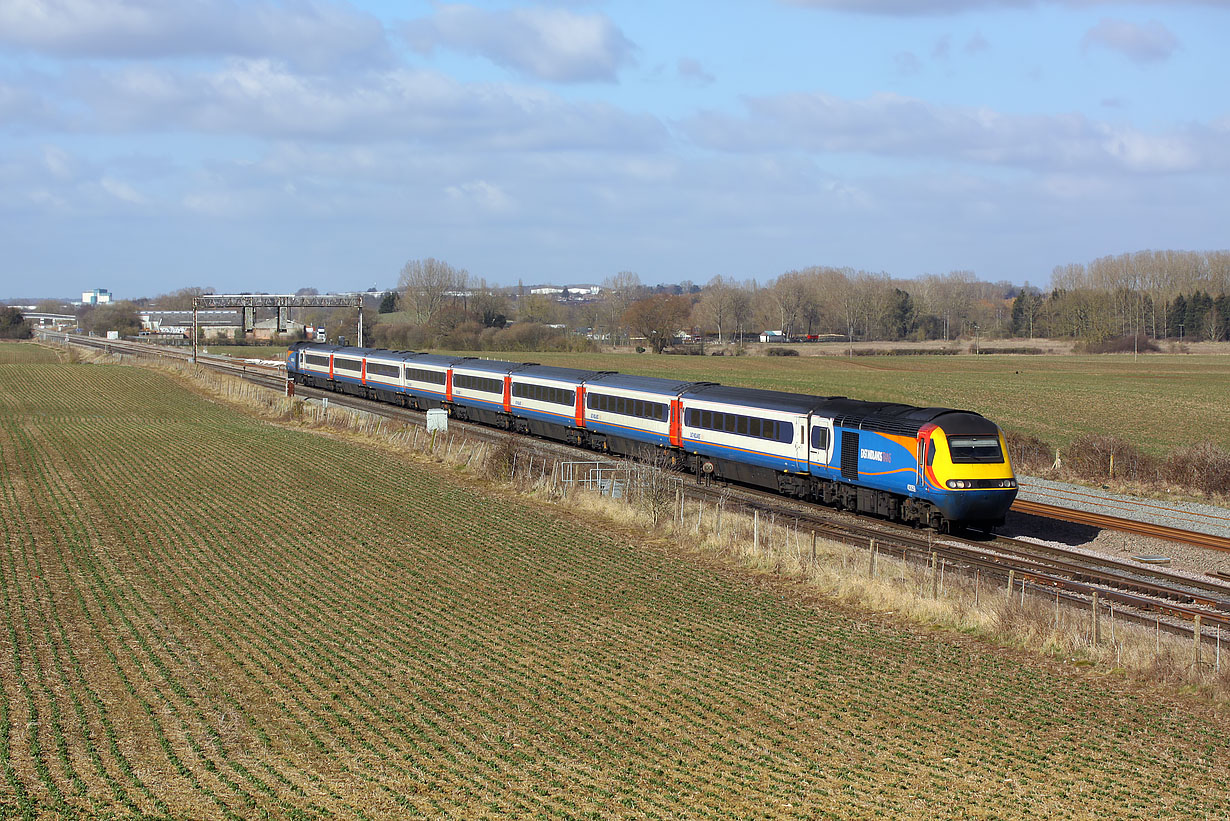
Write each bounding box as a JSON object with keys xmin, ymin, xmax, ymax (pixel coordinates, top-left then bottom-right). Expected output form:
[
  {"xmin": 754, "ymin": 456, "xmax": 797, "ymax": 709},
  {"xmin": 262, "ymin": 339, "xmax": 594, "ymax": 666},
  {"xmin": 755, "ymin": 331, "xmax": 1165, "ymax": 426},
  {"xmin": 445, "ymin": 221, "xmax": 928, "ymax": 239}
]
[
  {"xmin": 915, "ymin": 438, "xmax": 925, "ymax": 491},
  {"xmin": 807, "ymin": 415, "xmax": 834, "ymax": 474}
]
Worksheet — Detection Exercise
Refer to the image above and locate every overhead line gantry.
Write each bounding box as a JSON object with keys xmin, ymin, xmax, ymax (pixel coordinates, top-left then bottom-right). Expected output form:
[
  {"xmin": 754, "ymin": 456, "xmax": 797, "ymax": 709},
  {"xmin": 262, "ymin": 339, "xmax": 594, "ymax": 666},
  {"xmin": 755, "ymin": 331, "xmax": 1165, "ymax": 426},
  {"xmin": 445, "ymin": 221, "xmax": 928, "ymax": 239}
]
[{"xmin": 191, "ymin": 293, "xmax": 365, "ymax": 362}]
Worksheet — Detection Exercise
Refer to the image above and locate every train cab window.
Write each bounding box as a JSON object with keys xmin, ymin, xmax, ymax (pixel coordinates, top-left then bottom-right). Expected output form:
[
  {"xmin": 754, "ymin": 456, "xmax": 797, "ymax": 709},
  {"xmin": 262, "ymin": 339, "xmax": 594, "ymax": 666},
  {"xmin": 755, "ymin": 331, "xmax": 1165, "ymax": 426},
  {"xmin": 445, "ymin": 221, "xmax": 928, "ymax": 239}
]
[
  {"xmin": 810, "ymin": 427, "xmax": 830, "ymax": 450},
  {"xmin": 948, "ymin": 435, "xmax": 1004, "ymax": 464}
]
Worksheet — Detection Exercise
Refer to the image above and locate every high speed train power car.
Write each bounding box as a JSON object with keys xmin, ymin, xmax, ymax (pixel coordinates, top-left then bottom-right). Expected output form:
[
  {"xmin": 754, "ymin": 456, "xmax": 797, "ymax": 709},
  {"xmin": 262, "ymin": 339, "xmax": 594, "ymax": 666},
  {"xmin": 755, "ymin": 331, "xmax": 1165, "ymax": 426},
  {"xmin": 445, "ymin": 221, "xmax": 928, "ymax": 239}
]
[{"xmin": 287, "ymin": 342, "xmax": 1018, "ymax": 531}]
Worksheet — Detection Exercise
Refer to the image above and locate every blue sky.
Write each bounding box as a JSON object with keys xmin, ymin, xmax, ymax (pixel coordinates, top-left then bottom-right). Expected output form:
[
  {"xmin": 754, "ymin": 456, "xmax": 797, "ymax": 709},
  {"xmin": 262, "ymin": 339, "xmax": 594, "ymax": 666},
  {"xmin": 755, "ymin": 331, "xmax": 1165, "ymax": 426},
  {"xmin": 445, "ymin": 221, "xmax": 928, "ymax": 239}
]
[{"xmin": 1, "ymin": 0, "xmax": 1227, "ymax": 299}]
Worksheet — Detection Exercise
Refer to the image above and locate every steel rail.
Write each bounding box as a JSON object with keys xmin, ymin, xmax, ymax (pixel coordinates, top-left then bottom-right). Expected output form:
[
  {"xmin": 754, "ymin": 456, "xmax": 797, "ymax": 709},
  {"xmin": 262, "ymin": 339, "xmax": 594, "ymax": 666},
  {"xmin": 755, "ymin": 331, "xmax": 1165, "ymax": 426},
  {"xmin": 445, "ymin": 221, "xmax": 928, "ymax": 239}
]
[{"xmin": 1012, "ymin": 498, "xmax": 1230, "ymax": 553}]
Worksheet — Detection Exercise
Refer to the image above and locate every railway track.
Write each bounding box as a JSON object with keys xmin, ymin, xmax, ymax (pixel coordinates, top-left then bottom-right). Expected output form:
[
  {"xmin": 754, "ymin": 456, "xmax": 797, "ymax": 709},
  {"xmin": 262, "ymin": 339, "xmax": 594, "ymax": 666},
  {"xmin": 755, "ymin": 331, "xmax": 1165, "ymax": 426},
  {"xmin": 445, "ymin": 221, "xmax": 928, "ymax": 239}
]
[
  {"xmin": 1012, "ymin": 497, "xmax": 1230, "ymax": 553},
  {"xmin": 674, "ymin": 480, "xmax": 1230, "ymax": 639},
  {"xmin": 44, "ymin": 331, "xmax": 1230, "ymax": 642}
]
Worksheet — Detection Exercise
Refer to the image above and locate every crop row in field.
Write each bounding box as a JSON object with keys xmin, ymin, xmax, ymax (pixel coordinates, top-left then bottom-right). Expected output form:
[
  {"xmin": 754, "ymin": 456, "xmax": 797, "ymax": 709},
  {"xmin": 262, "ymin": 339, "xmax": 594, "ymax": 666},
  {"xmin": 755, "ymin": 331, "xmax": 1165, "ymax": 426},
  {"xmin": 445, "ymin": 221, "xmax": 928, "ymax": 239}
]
[
  {"xmin": 442, "ymin": 350, "xmax": 1230, "ymax": 456},
  {"xmin": 1, "ymin": 359, "xmax": 1228, "ymax": 818},
  {"xmin": 0, "ymin": 342, "xmax": 61, "ymax": 365}
]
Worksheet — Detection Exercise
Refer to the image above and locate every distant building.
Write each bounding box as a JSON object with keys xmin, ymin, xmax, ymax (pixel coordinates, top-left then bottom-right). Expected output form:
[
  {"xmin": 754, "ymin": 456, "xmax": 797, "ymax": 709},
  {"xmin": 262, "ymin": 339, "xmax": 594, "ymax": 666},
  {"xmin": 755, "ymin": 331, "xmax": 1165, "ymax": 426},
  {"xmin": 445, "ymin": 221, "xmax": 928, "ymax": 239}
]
[
  {"xmin": 250, "ymin": 317, "xmax": 306, "ymax": 341},
  {"xmin": 759, "ymin": 331, "xmax": 786, "ymax": 343},
  {"xmin": 139, "ymin": 310, "xmax": 241, "ymax": 341},
  {"xmin": 81, "ymin": 288, "xmax": 112, "ymax": 305}
]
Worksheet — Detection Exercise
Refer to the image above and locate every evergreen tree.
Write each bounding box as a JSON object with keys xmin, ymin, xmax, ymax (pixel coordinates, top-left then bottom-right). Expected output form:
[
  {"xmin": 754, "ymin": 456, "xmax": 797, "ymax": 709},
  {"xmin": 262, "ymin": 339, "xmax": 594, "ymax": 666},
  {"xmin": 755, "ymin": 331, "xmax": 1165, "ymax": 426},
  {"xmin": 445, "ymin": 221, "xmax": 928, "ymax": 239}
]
[
  {"xmin": 0, "ymin": 307, "xmax": 32, "ymax": 339},
  {"xmin": 887, "ymin": 288, "xmax": 915, "ymax": 340}
]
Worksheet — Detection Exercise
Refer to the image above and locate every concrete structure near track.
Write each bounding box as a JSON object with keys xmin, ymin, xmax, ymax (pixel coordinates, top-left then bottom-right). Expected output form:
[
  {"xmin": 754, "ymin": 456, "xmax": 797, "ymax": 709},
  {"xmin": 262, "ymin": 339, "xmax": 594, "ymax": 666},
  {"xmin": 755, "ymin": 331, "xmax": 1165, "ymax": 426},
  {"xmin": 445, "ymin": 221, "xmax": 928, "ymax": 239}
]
[{"xmin": 191, "ymin": 294, "xmax": 363, "ymax": 362}]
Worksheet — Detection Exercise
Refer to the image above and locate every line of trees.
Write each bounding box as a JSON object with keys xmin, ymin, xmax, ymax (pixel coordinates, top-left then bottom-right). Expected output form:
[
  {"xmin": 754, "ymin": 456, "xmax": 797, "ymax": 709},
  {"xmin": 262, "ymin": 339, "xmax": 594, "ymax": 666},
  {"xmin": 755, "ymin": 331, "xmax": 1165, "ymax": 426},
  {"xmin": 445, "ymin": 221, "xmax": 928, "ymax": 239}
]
[
  {"xmin": 36, "ymin": 247, "xmax": 1223, "ymax": 347},
  {"xmin": 373, "ymin": 249, "xmax": 1229, "ymax": 352}
]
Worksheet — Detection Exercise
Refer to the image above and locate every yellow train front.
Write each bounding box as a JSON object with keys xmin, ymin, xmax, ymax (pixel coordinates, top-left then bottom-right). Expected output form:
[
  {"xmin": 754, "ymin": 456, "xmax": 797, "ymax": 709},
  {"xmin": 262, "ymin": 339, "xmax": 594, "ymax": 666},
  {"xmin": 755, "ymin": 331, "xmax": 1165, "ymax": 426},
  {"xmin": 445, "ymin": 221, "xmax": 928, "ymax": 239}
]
[{"xmin": 919, "ymin": 416, "xmax": 1018, "ymax": 530}]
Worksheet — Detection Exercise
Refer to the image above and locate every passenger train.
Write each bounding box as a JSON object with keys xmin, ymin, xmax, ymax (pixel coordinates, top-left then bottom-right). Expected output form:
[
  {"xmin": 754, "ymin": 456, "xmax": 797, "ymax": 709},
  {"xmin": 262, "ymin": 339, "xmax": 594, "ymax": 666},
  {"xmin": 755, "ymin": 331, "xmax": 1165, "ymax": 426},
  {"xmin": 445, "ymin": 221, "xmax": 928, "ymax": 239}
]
[{"xmin": 287, "ymin": 342, "xmax": 1018, "ymax": 531}]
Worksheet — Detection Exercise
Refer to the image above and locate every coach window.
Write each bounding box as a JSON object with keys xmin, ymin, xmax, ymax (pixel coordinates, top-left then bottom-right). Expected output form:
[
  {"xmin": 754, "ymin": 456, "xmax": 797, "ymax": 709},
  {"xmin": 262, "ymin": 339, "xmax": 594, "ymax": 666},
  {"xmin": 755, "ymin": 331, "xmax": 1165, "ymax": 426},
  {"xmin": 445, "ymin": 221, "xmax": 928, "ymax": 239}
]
[{"xmin": 724, "ymin": 414, "xmax": 736, "ymax": 433}]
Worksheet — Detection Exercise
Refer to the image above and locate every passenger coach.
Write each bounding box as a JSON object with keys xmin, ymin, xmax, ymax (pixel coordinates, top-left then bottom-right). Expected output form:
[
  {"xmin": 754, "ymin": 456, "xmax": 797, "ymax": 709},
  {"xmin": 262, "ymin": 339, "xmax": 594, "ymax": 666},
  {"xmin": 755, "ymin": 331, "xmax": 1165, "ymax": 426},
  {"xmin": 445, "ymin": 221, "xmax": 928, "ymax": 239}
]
[{"xmin": 286, "ymin": 341, "xmax": 1017, "ymax": 531}]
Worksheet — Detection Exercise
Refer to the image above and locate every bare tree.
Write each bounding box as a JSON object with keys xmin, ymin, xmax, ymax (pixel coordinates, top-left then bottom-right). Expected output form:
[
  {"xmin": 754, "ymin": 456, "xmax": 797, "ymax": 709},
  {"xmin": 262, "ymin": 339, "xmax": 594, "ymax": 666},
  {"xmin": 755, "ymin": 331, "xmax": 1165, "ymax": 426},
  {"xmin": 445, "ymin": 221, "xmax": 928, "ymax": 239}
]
[
  {"xmin": 399, "ymin": 258, "xmax": 468, "ymax": 324},
  {"xmin": 770, "ymin": 271, "xmax": 817, "ymax": 339},
  {"xmin": 696, "ymin": 275, "xmax": 738, "ymax": 344},
  {"xmin": 601, "ymin": 271, "xmax": 643, "ymax": 346},
  {"xmin": 623, "ymin": 294, "xmax": 691, "ymax": 353},
  {"xmin": 730, "ymin": 285, "xmax": 753, "ymax": 348}
]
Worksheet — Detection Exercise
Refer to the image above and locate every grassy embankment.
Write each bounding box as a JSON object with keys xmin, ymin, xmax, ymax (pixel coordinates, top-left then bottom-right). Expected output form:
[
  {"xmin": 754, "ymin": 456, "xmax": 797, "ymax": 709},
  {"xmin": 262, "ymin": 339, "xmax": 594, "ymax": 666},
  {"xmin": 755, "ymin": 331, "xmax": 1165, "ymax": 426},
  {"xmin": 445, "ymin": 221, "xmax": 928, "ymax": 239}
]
[{"xmin": 1, "ymin": 346, "xmax": 1228, "ymax": 818}]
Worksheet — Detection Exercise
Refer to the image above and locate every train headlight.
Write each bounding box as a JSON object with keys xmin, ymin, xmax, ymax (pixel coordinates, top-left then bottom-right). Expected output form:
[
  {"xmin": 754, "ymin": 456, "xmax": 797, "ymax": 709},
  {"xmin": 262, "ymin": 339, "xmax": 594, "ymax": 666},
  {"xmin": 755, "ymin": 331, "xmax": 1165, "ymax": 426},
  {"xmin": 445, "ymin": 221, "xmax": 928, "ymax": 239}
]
[{"xmin": 946, "ymin": 480, "xmax": 967, "ymax": 489}]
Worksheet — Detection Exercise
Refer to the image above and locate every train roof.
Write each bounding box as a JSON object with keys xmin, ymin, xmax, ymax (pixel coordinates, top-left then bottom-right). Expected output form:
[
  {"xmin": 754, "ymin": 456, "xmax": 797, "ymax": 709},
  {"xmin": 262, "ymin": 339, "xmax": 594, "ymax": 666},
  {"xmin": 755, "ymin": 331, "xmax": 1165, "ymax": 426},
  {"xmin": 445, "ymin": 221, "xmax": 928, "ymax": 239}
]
[
  {"xmin": 295, "ymin": 342, "xmax": 421, "ymax": 362},
  {"xmin": 682, "ymin": 384, "xmax": 835, "ymax": 415},
  {"xmin": 515, "ymin": 364, "xmax": 610, "ymax": 383},
  {"xmin": 814, "ymin": 398, "xmax": 997, "ymax": 437},
  {"xmin": 584, "ymin": 372, "xmax": 712, "ymax": 395},
  {"xmin": 450, "ymin": 357, "xmax": 528, "ymax": 376}
]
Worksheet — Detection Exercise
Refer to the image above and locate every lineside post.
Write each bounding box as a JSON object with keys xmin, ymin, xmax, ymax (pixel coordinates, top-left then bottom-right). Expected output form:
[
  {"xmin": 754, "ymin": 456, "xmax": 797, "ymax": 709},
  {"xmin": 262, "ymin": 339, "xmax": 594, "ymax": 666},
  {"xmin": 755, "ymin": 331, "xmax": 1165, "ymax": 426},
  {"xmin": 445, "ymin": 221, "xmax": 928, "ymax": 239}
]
[
  {"xmin": 1092, "ymin": 591, "xmax": 1101, "ymax": 644},
  {"xmin": 1194, "ymin": 615, "xmax": 1202, "ymax": 671}
]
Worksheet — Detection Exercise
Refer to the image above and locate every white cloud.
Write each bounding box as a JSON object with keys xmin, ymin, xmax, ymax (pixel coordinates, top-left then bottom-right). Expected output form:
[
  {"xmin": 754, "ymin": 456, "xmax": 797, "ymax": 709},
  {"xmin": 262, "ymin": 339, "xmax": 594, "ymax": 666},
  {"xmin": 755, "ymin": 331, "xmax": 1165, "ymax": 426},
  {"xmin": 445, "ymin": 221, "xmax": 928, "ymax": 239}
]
[
  {"xmin": 402, "ymin": 3, "xmax": 635, "ymax": 83},
  {"xmin": 786, "ymin": 0, "xmax": 1225, "ymax": 14},
  {"xmin": 0, "ymin": 0, "xmax": 391, "ymax": 70},
  {"xmin": 55, "ymin": 60, "xmax": 667, "ymax": 150},
  {"xmin": 1082, "ymin": 18, "xmax": 1179, "ymax": 64},
  {"xmin": 445, "ymin": 180, "xmax": 513, "ymax": 212},
  {"xmin": 677, "ymin": 58, "xmax": 715, "ymax": 87},
  {"xmin": 100, "ymin": 175, "xmax": 144, "ymax": 203},
  {"xmin": 680, "ymin": 91, "xmax": 1221, "ymax": 174},
  {"xmin": 42, "ymin": 145, "xmax": 73, "ymax": 179}
]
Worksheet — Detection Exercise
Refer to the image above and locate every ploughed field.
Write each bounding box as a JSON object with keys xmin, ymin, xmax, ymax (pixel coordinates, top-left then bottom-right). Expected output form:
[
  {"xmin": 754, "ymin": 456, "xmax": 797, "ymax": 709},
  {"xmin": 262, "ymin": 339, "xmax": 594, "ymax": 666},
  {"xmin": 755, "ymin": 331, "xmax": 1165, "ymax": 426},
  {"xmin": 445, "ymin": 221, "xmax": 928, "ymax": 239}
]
[
  {"xmin": 444, "ymin": 351, "xmax": 1230, "ymax": 456},
  {"xmin": 2, "ymin": 358, "xmax": 1228, "ymax": 819},
  {"xmin": 0, "ymin": 342, "xmax": 61, "ymax": 364}
]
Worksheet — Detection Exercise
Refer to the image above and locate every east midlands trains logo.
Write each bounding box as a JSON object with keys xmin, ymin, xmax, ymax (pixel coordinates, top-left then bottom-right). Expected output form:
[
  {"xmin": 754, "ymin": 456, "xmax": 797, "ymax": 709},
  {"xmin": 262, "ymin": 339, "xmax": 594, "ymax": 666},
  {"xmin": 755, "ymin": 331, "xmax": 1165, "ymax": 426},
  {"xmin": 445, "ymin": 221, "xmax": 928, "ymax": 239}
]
[{"xmin": 860, "ymin": 448, "xmax": 891, "ymax": 463}]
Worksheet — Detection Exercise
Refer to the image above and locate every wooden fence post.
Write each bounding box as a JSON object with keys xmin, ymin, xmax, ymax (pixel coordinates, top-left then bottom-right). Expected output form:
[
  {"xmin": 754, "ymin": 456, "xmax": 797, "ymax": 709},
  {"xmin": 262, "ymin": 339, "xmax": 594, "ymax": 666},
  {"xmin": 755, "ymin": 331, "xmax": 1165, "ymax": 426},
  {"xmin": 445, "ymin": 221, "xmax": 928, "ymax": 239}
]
[
  {"xmin": 1194, "ymin": 615, "xmax": 1202, "ymax": 671},
  {"xmin": 1092, "ymin": 592, "xmax": 1101, "ymax": 644}
]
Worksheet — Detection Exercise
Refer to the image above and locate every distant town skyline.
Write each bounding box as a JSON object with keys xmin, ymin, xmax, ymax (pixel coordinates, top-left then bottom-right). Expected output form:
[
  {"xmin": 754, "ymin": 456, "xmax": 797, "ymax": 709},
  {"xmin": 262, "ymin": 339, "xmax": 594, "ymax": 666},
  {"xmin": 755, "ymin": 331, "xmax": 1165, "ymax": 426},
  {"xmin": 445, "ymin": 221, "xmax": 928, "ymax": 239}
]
[{"xmin": 2, "ymin": 0, "xmax": 1227, "ymax": 299}]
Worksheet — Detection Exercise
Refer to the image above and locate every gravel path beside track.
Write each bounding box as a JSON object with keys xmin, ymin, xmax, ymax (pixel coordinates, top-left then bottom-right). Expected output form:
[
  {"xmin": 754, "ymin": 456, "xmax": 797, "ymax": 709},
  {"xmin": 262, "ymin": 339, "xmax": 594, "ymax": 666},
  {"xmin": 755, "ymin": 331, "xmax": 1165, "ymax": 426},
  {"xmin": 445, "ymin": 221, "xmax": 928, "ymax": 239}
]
[{"xmin": 1009, "ymin": 475, "xmax": 1230, "ymax": 577}]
